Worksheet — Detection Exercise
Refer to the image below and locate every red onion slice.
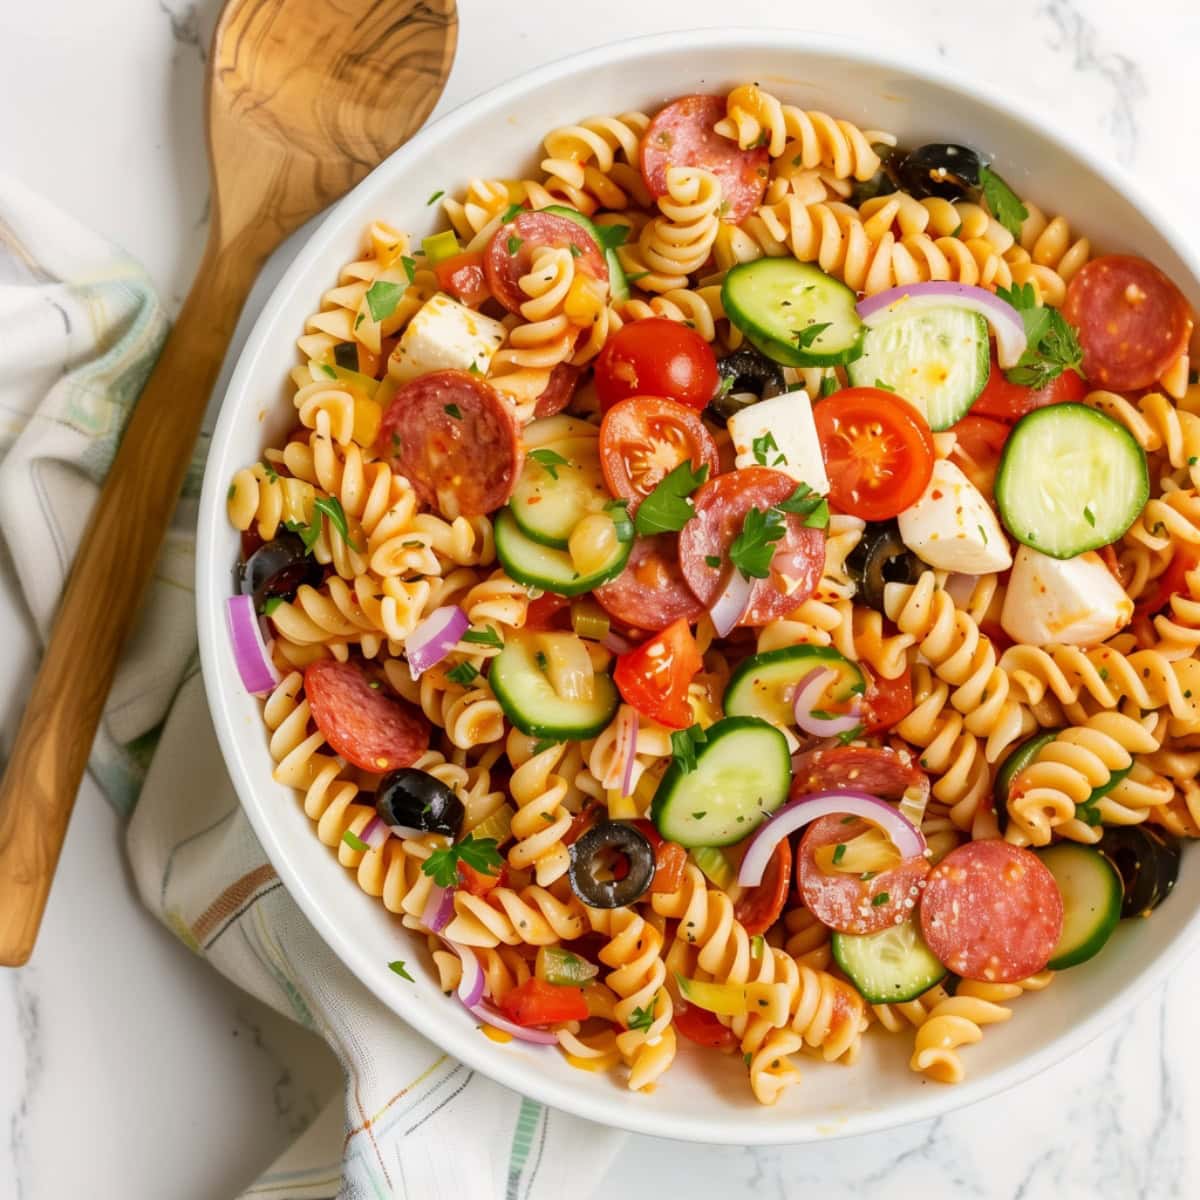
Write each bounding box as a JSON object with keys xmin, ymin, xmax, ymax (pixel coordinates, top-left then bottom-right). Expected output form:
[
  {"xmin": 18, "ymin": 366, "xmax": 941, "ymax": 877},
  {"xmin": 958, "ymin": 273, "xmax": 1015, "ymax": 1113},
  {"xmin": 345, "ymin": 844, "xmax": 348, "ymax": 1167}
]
[
  {"xmin": 709, "ymin": 568, "xmax": 753, "ymax": 637},
  {"xmin": 227, "ymin": 595, "xmax": 281, "ymax": 695},
  {"xmin": 856, "ymin": 282, "xmax": 1028, "ymax": 369},
  {"xmin": 439, "ymin": 935, "xmax": 486, "ymax": 1008},
  {"xmin": 792, "ymin": 667, "xmax": 863, "ymax": 737},
  {"xmin": 467, "ymin": 1000, "xmax": 559, "ymax": 1045},
  {"xmin": 407, "ymin": 605, "xmax": 469, "ymax": 679},
  {"xmin": 359, "ymin": 816, "xmax": 391, "ymax": 852},
  {"xmin": 603, "ymin": 629, "xmax": 633, "ymax": 655},
  {"xmin": 738, "ymin": 789, "xmax": 926, "ymax": 887},
  {"xmin": 421, "ymin": 883, "xmax": 455, "ymax": 934}
]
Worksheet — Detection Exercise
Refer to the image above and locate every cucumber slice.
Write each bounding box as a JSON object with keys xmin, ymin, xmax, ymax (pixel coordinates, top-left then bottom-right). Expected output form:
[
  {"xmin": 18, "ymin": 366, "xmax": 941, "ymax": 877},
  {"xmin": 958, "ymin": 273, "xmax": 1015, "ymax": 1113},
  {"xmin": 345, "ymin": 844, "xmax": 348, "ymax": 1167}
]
[
  {"xmin": 494, "ymin": 508, "xmax": 630, "ymax": 596},
  {"xmin": 724, "ymin": 645, "xmax": 864, "ymax": 728},
  {"xmin": 832, "ymin": 919, "xmax": 947, "ymax": 1004},
  {"xmin": 722, "ymin": 259, "xmax": 865, "ymax": 367},
  {"xmin": 510, "ymin": 437, "xmax": 610, "ymax": 548},
  {"xmin": 1036, "ymin": 844, "xmax": 1123, "ymax": 969},
  {"xmin": 847, "ymin": 306, "xmax": 989, "ymax": 430},
  {"xmin": 995, "ymin": 403, "xmax": 1150, "ymax": 558},
  {"xmin": 651, "ymin": 716, "xmax": 790, "ymax": 847},
  {"xmin": 524, "ymin": 414, "xmax": 599, "ymax": 448},
  {"xmin": 489, "ymin": 632, "xmax": 619, "ymax": 739},
  {"xmin": 541, "ymin": 205, "xmax": 630, "ymax": 303}
]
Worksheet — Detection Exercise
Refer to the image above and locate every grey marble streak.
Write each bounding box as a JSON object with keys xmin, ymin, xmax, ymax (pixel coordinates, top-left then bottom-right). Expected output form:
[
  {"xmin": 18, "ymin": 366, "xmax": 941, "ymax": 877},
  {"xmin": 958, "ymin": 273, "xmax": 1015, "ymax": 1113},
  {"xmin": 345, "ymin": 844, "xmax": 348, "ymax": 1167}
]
[
  {"xmin": 4, "ymin": 973, "xmax": 40, "ymax": 1200},
  {"xmin": 156, "ymin": 0, "xmax": 207, "ymax": 65}
]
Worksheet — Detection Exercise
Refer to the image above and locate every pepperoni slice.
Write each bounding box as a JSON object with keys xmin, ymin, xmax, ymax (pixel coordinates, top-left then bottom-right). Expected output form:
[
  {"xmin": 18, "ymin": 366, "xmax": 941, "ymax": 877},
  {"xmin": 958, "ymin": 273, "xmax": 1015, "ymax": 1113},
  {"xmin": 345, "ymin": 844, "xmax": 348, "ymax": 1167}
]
[
  {"xmin": 594, "ymin": 533, "xmax": 704, "ymax": 631},
  {"xmin": 640, "ymin": 95, "xmax": 769, "ymax": 222},
  {"xmin": 378, "ymin": 370, "xmax": 522, "ymax": 518},
  {"xmin": 678, "ymin": 467, "xmax": 826, "ymax": 626},
  {"xmin": 304, "ymin": 659, "xmax": 430, "ymax": 774},
  {"xmin": 790, "ymin": 745, "xmax": 928, "ymax": 804},
  {"xmin": 1063, "ymin": 255, "xmax": 1193, "ymax": 390},
  {"xmin": 919, "ymin": 841, "xmax": 1063, "ymax": 983},
  {"xmin": 484, "ymin": 211, "xmax": 607, "ymax": 314},
  {"xmin": 734, "ymin": 837, "xmax": 792, "ymax": 935},
  {"xmin": 797, "ymin": 815, "xmax": 930, "ymax": 936},
  {"xmin": 534, "ymin": 362, "xmax": 582, "ymax": 418}
]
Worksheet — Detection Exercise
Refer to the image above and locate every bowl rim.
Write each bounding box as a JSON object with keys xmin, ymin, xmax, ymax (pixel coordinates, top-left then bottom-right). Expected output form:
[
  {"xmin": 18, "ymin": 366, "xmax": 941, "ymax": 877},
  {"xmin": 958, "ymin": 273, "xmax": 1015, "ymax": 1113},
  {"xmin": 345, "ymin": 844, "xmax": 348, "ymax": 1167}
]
[{"xmin": 196, "ymin": 25, "xmax": 1200, "ymax": 1144}]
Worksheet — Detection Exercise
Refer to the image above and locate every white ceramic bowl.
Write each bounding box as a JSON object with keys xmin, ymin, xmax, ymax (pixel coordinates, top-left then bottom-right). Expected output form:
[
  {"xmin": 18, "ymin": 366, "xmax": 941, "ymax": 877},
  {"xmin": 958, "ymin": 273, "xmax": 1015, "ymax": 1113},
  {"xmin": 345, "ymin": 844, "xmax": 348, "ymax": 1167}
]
[{"xmin": 197, "ymin": 29, "xmax": 1200, "ymax": 1143}]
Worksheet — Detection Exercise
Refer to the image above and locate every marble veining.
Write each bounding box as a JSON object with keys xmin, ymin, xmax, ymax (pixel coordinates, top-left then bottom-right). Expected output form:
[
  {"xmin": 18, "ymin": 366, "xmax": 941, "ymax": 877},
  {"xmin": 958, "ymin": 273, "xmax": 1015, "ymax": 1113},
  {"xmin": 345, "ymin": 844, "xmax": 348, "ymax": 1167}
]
[{"xmin": 2, "ymin": 1, "xmax": 1200, "ymax": 1197}]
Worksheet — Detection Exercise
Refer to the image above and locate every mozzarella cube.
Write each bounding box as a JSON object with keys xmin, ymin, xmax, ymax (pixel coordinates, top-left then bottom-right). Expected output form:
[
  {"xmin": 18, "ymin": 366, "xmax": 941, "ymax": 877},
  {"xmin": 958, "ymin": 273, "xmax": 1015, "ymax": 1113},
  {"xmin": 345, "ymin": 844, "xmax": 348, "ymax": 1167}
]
[
  {"xmin": 388, "ymin": 292, "xmax": 507, "ymax": 384},
  {"xmin": 897, "ymin": 459, "xmax": 1012, "ymax": 574},
  {"xmin": 728, "ymin": 390, "xmax": 829, "ymax": 493},
  {"xmin": 1001, "ymin": 545, "xmax": 1134, "ymax": 646}
]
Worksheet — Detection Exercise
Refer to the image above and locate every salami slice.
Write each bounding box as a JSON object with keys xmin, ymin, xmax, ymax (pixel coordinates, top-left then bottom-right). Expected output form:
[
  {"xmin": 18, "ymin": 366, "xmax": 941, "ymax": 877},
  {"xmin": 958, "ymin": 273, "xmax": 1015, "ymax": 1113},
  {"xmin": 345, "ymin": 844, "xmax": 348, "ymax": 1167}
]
[
  {"xmin": 304, "ymin": 659, "xmax": 430, "ymax": 774},
  {"xmin": 378, "ymin": 370, "xmax": 522, "ymax": 518},
  {"xmin": 733, "ymin": 837, "xmax": 792, "ymax": 935},
  {"xmin": 790, "ymin": 745, "xmax": 928, "ymax": 804},
  {"xmin": 640, "ymin": 94, "xmax": 769, "ymax": 222},
  {"xmin": 919, "ymin": 840, "xmax": 1063, "ymax": 983},
  {"xmin": 484, "ymin": 211, "xmax": 607, "ymax": 314},
  {"xmin": 678, "ymin": 467, "xmax": 826, "ymax": 626},
  {"xmin": 534, "ymin": 362, "xmax": 582, "ymax": 418},
  {"xmin": 1063, "ymin": 255, "xmax": 1193, "ymax": 390},
  {"xmin": 594, "ymin": 533, "xmax": 704, "ymax": 631},
  {"xmin": 797, "ymin": 815, "xmax": 931, "ymax": 936}
]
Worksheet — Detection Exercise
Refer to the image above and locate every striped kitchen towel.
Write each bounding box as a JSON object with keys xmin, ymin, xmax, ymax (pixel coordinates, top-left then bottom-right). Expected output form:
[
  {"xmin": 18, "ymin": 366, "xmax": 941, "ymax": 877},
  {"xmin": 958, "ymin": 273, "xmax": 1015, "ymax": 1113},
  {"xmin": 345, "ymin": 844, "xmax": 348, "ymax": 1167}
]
[{"xmin": 0, "ymin": 174, "xmax": 624, "ymax": 1199}]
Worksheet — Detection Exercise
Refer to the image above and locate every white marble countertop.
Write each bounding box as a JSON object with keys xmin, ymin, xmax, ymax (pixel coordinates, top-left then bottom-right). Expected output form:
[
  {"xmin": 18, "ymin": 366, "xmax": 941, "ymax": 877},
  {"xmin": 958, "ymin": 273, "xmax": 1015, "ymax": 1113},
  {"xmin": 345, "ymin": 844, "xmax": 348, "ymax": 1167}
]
[{"xmin": 3, "ymin": 1, "xmax": 1200, "ymax": 1197}]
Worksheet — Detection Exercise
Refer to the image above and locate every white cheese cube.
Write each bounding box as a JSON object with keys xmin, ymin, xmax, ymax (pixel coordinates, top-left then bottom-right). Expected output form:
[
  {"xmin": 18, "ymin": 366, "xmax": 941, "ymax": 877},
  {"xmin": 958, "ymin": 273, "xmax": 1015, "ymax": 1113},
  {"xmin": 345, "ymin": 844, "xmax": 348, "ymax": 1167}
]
[
  {"xmin": 897, "ymin": 459, "xmax": 1012, "ymax": 574},
  {"xmin": 388, "ymin": 293, "xmax": 507, "ymax": 384},
  {"xmin": 727, "ymin": 390, "xmax": 829, "ymax": 493},
  {"xmin": 1001, "ymin": 545, "xmax": 1134, "ymax": 646}
]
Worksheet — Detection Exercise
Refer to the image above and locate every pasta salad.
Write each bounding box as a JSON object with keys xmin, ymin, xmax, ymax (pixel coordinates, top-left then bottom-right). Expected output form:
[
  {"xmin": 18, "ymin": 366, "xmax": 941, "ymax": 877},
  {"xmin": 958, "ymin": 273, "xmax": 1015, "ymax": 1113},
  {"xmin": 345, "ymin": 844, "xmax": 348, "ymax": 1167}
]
[{"xmin": 225, "ymin": 83, "xmax": 1196, "ymax": 1103}]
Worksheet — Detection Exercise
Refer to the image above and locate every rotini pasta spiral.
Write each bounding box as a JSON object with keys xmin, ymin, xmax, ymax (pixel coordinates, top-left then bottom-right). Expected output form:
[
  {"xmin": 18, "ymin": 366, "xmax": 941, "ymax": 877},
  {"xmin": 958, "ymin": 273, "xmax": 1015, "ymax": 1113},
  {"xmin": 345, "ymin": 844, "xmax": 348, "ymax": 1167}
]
[
  {"xmin": 1085, "ymin": 389, "xmax": 1200, "ymax": 489},
  {"xmin": 540, "ymin": 111, "xmax": 652, "ymax": 214},
  {"xmin": 620, "ymin": 167, "xmax": 723, "ymax": 292}
]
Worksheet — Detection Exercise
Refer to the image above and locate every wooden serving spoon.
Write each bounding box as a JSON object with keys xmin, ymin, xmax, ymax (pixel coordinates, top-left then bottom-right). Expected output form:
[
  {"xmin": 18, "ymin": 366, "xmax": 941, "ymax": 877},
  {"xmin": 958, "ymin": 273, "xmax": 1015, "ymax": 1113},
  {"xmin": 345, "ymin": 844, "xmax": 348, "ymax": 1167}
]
[{"xmin": 0, "ymin": 0, "xmax": 457, "ymax": 965}]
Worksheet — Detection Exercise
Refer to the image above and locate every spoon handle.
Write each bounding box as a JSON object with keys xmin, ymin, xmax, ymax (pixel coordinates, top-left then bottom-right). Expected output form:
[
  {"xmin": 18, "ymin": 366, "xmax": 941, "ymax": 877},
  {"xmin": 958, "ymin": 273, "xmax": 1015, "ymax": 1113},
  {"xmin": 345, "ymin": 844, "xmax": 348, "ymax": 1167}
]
[{"xmin": 0, "ymin": 239, "xmax": 259, "ymax": 965}]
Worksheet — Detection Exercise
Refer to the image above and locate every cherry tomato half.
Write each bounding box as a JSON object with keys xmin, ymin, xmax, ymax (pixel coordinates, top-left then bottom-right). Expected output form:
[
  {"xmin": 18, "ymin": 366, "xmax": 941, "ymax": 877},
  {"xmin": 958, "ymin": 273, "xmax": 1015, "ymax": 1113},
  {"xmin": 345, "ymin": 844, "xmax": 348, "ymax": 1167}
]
[
  {"xmin": 594, "ymin": 318, "xmax": 719, "ymax": 412},
  {"xmin": 970, "ymin": 352, "xmax": 1087, "ymax": 422},
  {"xmin": 631, "ymin": 819, "xmax": 688, "ymax": 894},
  {"xmin": 499, "ymin": 978, "xmax": 589, "ymax": 1027},
  {"xmin": 433, "ymin": 251, "xmax": 490, "ymax": 308},
  {"xmin": 613, "ymin": 617, "xmax": 702, "ymax": 729},
  {"xmin": 457, "ymin": 860, "xmax": 508, "ymax": 897},
  {"xmin": 813, "ymin": 388, "xmax": 935, "ymax": 521},
  {"xmin": 733, "ymin": 837, "xmax": 792, "ymax": 935},
  {"xmin": 673, "ymin": 1001, "xmax": 738, "ymax": 1050},
  {"xmin": 599, "ymin": 395, "xmax": 721, "ymax": 514},
  {"xmin": 861, "ymin": 664, "xmax": 914, "ymax": 734},
  {"xmin": 948, "ymin": 413, "xmax": 1010, "ymax": 498},
  {"xmin": 523, "ymin": 592, "xmax": 571, "ymax": 631}
]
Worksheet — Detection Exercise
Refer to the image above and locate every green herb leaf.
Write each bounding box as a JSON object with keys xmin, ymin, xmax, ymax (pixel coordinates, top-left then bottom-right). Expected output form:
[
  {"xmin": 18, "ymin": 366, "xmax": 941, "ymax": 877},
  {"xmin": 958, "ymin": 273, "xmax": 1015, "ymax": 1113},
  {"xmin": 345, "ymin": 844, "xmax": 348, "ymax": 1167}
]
[
  {"xmin": 568, "ymin": 243, "xmax": 582, "ymax": 258},
  {"xmin": 624, "ymin": 270, "xmax": 652, "ymax": 283},
  {"xmin": 605, "ymin": 498, "xmax": 634, "ymax": 543},
  {"xmin": 500, "ymin": 202, "xmax": 524, "ymax": 223},
  {"xmin": 715, "ymin": 375, "xmax": 734, "ymax": 399},
  {"xmin": 627, "ymin": 1000, "xmax": 656, "ymax": 1032},
  {"xmin": 446, "ymin": 661, "xmax": 479, "ymax": 687},
  {"xmin": 819, "ymin": 374, "xmax": 839, "ymax": 398},
  {"xmin": 752, "ymin": 431, "xmax": 782, "ymax": 466},
  {"xmin": 996, "ymin": 282, "xmax": 1084, "ymax": 389},
  {"xmin": 670, "ymin": 724, "xmax": 708, "ymax": 775},
  {"xmin": 705, "ymin": 555, "xmax": 722, "ymax": 568},
  {"xmin": 531, "ymin": 738, "xmax": 562, "ymax": 755},
  {"xmin": 775, "ymin": 481, "xmax": 830, "ymax": 529},
  {"xmin": 1083, "ymin": 503, "xmax": 1096, "ymax": 527},
  {"xmin": 318, "ymin": 362, "xmax": 338, "ymax": 378},
  {"xmin": 427, "ymin": 190, "xmax": 445, "ymax": 206},
  {"xmin": 365, "ymin": 280, "xmax": 406, "ymax": 323},
  {"xmin": 750, "ymin": 934, "xmax": 765, "ymax": 958},
  {"xmin": 260, "ymin": 596, "xmax": 284, "ymax": 617},
  {"xmin": 836, "ymin": 723, "xmax": 866, "ymax": 747},
  {"xmin": 832, "ymin": 843, "xmax": 847, "ymax": 865},
  {"xmin": 979, "ymin": 165, "xmax": 1029, "ymax": 239},
  {"xmin": 793, "ymin": 321, "xmax": 831, "ymax": 350},
  {"xmin": 342, "ymin": 830, "xmax": 369, "ymax": 853},
  {"xmin": 634, "ymin": 460, "xmax": 710, "ymax": 536},
  {"xmin": 595, "ymin": 224, "xmax": 630, "ymax": 252},
  {"xmin": 260, "ymin": 460, "xmax": 279, "ymax": 483},
  {"xmin": 467, "ymin": 361, "xmax": 483, "ymax": 376},
  {"xmin": 529, "ymin": 447, "xmax": 569, "ymax": 480},
  {"xmin": 506, "ymin": 235, "xmax": 523, "ymax": 256},
  {"xmin": 444, "ymin": 403, "xmax": 463, "ymax": 419},
  {"xmin": 729, "ymin": 506, "xmax": 786, "ymax": 579},
  {"xmin": 313, "ymin": 495, "xmax": 361, "ymax": 551},
  {"xmin": 871, "ymin": 892, "xmax": 891, "ymax": 906},
  {"xmin": 388, "ymin": 960, "xmax": 415, "ymax": 982},
  {"xmin": 421, "ymin": 833, "xmax": 504, "ymax": 888},
  {"xmin": 874, "ymin": 378, "xmax": 895, "ymax": 392},
  {"xmin": 283, "ymin": 518, "xmax": 320, "ymax": 552},
  {"xmin": 463, "ymin": 626, "xmax": 503, "ymax": 649},
  {"xmin": 401, "ymin": 255, "xmax": 418, "ymax": 284}
]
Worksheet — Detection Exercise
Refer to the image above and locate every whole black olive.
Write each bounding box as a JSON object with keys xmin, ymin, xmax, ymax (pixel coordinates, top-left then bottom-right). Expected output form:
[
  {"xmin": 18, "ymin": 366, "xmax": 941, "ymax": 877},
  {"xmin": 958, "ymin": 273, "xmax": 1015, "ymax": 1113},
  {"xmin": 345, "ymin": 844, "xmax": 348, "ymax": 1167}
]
[
  {"xmin": 1097, "ymin": 825, "xmax": 1181, "ymax": 918},
  {"xmin": 568, "ymin": 821, "xmax": 656, "ymax": 908},
  {"xmin": 376, "ymin": 768, "xmax": 465, "ymax": 839},
  {"xmin": 849, "ymin": 142, "xmax": 906, "ymax": 206},
  {"xmin": 897, "ymin": 143, "xmax": 985, "ymax": 201},
  {"xmin": 237, "ymin": 532, "xmax": 324, "ymax": 609},
  {"xmin": 845, "ymin": 522, "xmax": 926, "ymax": 612},
  {"xmin": 709, "ymin": 347, "xmax": 787, "ymax": 425}
]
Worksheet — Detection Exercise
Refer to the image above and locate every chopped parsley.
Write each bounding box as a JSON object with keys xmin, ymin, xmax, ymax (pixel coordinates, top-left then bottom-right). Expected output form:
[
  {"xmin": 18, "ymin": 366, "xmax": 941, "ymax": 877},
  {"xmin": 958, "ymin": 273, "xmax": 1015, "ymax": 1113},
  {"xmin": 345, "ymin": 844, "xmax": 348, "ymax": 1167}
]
[
  {"xmin": 793, "ymin": 321, "xmax": 831, "ymax": 350},
  {"xmin": 446, "ymin": 661, "xmax": 479, "ymax": 687},
  {"xmin": 286, "ymin": 496, "xmax": 360, "ymax": 552},
  {"xmin": 606, "ymin": 498, "xmax": 634, "ymax": 543},
  {"xmin": 752, "ymin": 431, "xmax": 786, "ymax": 467},
  {"xmin": 568, "ymin": 244, "xmax": 582, "ymax": 258},
  {"xmin": 500, "ymin": 202, "xmax": 524, "ymax": 223},
  {"xmin": 427, "ymin": 190, "xmax": 445, "ymax": 205},
  {"xmin": 836, "ymin": 723, "xmax": 866, "ymax": 747},
  {"xmin": 401, "ymin": 255, "xmax": 417, "ymax": 284},
  {"xmin": 531, "ymin": 738, "xmax": 562, "ymax": 755},
  {"xmin": 463, "ymin": 626, "xmax": 503, "ymax": 649},
  {"xmin": 776, "ymin": 481, "xmax": 830, "ymax": 529},
  {"xmin": 832, "ymin": 843, "xmax": 847, "ymax": 865},
  {"xmin": 996, "ymin": 281, "xmax": 1084, "ymax": 390},
  {"xmin": 871, "ymin": 892, "xmax": 891, "ymax": 906},
  {"xmin": 627, "ymin": 1001, "xmax": 656, "ymax": 1033},
  {"xmin": 421, "ymin": 834, "xmax": 504, "ymax": 888},
  {"xmin": 506, "ymin": 235, "xmax": 523, "ymax": 255},
  {"xmin": 342, "ymin": 830, "xmax": 369, "ymax": 853},
  {"xmin": 318, "ymin": 362, "xmax": 337, "ymax": 378},
  {"xmin": 444, "ymin": 403, "xmax": 463, "ymax": 419},
  {"xmin": 260, "ymin": 596, "xmax": 284, "ymax": 617},
  {"xmin": 874, "ymin": 378, "xmax": 895, "ymax": 392},
  {"xmin": 594, "ymin": 224, "xmax": 630, "ymax": 251},
  {"xmin": 1083, "ymin": 503, "xmax": 1096, "ymax": 527},
  {"xmin": 819, "ymin": 374, "xmax": 839, "ymax": 398},
  {"xmin": 388, "ymin": 960, "xmax": 415, "ymax": 982},
  {"xmin": 365, "ymin": 279, "xmax": 406, "ymax": 323},
  {"xmin": 705, "ymin": 555, "xmax": 722, "ymax": 568},
  {"xmin": 670, "ymin": 724, "xmax": 708, "ymax": 775},
  {"xmin": 529, "ymin": 447, "xmax": 569, "ymax": 480},
  {"xmin": 634, "ymin": 460, "xmax": 709, "ymax": 536},
  {"xmin": 729, "ymin": 506, "xmax": 786, "ymax": 579},
  {"xmin": 979, "ymin": 165, "xmax": 1029, "ymax": 239}
]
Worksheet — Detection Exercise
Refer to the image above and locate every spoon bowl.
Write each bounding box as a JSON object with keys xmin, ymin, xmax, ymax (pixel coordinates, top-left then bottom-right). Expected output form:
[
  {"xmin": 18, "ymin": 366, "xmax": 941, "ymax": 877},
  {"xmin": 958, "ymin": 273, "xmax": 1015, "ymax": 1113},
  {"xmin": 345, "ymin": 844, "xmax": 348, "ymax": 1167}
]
[{"xmin": 0, "ymin": 0, "xmax": 456, "ymax": 966}]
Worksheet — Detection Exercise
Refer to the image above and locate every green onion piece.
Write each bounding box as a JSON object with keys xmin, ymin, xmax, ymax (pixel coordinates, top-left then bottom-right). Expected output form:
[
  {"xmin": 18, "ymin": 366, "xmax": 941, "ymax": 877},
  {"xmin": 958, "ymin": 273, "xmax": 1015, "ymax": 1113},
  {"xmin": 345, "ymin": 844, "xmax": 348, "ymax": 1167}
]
[
  {"xmin": 536, "ymin": 945, "xmax": 599, "ymax": 987},
  {"xmin": 571, "ymin": 599, "xmax": 611, "ymax": 642}
]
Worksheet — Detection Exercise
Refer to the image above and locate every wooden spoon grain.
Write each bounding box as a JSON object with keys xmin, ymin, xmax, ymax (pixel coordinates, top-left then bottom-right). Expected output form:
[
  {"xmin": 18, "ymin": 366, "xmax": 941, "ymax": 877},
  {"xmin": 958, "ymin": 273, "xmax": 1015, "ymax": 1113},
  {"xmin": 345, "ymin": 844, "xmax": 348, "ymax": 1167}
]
[{"xmin": 0, "ymin": 0, "xmax": 457, "ymax": 965}]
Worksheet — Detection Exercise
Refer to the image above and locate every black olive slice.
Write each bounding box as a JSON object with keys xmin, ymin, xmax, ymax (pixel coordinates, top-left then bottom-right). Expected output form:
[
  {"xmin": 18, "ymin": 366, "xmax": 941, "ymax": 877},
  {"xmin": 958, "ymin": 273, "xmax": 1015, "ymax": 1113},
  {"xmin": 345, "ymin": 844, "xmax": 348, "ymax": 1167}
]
[
  {"xmin": 849, "ymin": 142, "xmax": 906, "ymax": 206},
  {"xmin": 376, "ymin": 768, "xmax": 465, "ymax": 839},
  {"xmin": 237, "ymin": 531, "xmax": 324, "ymax": 609},
  {"xmin": 709, "ymin": 347, "xmax": 787, "ymax": 424},
  {"xmin": 568, "ymin": 821, "xmax": 656, "ymax": 909},
  {"xmin": 845, "ymin": 521, "xmax": 926, "ymax": 612},
  {"xmin": 897, "ymin": 143, "xmax": 985, "ymax": 201},
  {"xmin": 1097, "ymin": 825, "xmax": 1181, "ymax": 918}
]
